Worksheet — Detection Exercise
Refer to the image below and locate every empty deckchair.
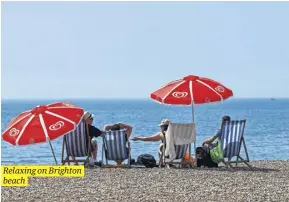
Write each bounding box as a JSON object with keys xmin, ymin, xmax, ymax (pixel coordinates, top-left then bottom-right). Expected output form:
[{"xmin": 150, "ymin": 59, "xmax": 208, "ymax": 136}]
[
  {"xmin": 219, "ymin": 119, "xmax": 251, "ymax": 167},
  {"xmin": 61, "ymin": 120, "xmax": 91, "ymax": 165},
  {"xmin": 159, "ymin": 123, "xmax": 196, "ymax": 168},
  {"xmin": 101, "ymin": 129, "xmax": 131, "ymax": 168}
]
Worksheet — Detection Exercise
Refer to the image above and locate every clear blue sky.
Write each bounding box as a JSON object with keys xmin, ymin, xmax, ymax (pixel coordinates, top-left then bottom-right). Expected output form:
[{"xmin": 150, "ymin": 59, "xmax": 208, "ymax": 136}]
[{"xmin": 2, "ymin": 2, "xmax": 289, "ymax": 99}]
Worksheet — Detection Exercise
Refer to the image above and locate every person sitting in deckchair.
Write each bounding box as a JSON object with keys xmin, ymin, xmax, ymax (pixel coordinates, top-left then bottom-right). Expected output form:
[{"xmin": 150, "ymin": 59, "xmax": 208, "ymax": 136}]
[
  {"xmin": 132, "ymin": 119, "xmax": 170, "ymax": 159},
  {"xmin": 103, "ymin": 122, "xmax": 133, "ymax": 164},
  {"xmin": 202, "ymin": 115, "xmax": 251, "ymax": 168},
  {"xmin": 72, "ymin": 111, "xmax": 103, "ymax": 166}
]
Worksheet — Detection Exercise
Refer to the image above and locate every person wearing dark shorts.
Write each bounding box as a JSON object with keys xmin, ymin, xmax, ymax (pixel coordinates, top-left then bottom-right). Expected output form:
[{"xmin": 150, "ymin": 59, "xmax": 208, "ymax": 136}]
[{"xmin": 82, "ymin": 111, "xmax": 103, "ymax": 166}]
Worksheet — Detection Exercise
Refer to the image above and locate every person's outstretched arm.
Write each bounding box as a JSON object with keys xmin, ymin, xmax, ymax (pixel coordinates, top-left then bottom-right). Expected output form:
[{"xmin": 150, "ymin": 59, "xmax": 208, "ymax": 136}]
[{"xmin": 131, "ymin": 132, "xmax": 163, "ymax": 142}]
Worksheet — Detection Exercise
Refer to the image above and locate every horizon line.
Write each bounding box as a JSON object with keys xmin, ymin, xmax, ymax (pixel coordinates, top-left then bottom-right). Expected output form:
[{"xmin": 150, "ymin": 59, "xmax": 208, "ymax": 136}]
[{"xmin": 1, "ymin": 97, "xmax": 289, "ymax": 101}]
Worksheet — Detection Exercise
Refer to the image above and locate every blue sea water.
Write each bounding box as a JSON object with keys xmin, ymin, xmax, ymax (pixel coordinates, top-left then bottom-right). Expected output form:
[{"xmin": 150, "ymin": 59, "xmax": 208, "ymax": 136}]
[{"xmin": 1, "ymin": 99, "xmax": 289, "ymax": 165}]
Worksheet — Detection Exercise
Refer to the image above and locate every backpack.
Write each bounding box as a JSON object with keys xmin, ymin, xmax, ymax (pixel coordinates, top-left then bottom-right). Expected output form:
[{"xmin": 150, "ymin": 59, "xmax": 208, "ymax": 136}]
[
  {"xmin": 196, "ymin": 147, "xmax": 218, "ymax": 168},
  {"xmin": 137, "ymin": 154, "xmax": 157, "ymax": 168}
]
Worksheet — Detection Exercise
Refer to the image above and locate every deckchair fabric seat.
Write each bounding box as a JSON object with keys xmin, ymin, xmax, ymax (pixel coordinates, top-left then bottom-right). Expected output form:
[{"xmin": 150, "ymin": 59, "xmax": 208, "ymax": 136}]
[
  {"xmin": 103, "ymin": 130, "xmax": 128, "ymax": 160},
  {"xmin": 219, "ymin": 119, "xmax": 251, "ymax": 168},
  {"xmin": 221, "ymin": 120, "xmax": 245, "ymax": 158},
  {"xmin": 65, "ymin": 121, "xmax": 88, "ymax": 157},
  {"xmin": 175, "ymin": 144, "xmax": 189, "ymax": 159},
  {"xmin": 61, "ymin": 120, "xmax": 91, "ymax": 165},
  {"xmin": 102, "ymin": 129, "xmax": 131, "ymax": 167}
]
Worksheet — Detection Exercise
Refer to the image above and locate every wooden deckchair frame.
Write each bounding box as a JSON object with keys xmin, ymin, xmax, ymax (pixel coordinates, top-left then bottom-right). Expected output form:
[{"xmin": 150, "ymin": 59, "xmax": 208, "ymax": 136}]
[
  {"xmin": 101, "ymin": 131, "xmax": 131, "ymax": 168},
  {"xmin": 220, "ymin": 119, "xmax": 252, "ymax": 168},
  {"xmin": 61, "ymin": 122, "xmax": 91, "ymax": 166}
]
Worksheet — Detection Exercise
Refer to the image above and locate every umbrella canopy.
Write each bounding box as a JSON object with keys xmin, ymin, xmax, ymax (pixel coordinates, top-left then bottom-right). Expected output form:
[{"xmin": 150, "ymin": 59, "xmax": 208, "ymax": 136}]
[
  {"xmin": 151, "ymin": 75, "xmax": 233, "ymax": 105},
  {"xmin": 2, "ymin": 102, "xmax": 84, "ymax": 146},
  {"xmin": 2, "ymin": 102, "xmax": 84, "ymax": 164}
]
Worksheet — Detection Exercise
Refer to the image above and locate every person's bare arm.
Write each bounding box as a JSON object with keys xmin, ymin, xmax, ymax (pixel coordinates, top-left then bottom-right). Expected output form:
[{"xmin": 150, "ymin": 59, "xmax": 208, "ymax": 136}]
[
  {"xmin": 103, "ymin": 125, "xmax": 113, "ymax": 131},
  {"xmin": 202, "ymin": 136, "xmax": 217, "ymax": 146},
  {"xmin": 118, "ymin": 123, "xmax": 133, "ymax": 138},
  {"xmin": 131, "ymin": 132, "xmax": 163, "ymax": 142},
  {"xmin": 202, "ymin": 129, "xmax": 221, "ymax": 146}
]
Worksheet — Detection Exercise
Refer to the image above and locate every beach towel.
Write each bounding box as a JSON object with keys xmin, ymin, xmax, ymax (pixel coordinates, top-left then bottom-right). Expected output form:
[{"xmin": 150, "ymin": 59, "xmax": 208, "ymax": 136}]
[{"xmin": 164, "ymin": 123, "xmax": 196, "ymax": 161}]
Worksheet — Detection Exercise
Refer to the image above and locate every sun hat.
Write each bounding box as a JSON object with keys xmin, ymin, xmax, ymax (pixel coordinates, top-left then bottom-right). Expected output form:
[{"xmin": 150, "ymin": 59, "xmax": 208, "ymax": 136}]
[
  {"xmin": 83, "ymin": 111, "xmax": 94, "ymax": 120},
  {"xmin": 158, "ymin": 119, "xmax": 171, "ymax": 126}
]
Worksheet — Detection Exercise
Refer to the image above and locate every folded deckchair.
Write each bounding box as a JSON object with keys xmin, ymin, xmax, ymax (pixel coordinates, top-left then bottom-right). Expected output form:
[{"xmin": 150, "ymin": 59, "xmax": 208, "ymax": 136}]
[
  {"xmin": 219, "ymin": 119, "xmax": 251, "ymax": 167},
  {"xmin": 61, "ymin": 120, "xmax": 91, "ymax": 165},
  {"xmin": 101, "ymin": 129, "xmax": 131, "ymax": 168},
  {"xmin": 159, "ymin": 123, "xmax": 196, "ymax": 168}
]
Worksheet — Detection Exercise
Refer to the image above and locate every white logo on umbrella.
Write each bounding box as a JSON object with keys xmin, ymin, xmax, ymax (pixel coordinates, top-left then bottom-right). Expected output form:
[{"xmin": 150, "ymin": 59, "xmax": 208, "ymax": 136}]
[
  {"xmin": 9, "ymin": 128, "xmax": 19, "ymax": 136},
  {"xmin": 49, "ymin": 121, "xmax": 65, "ymax": 131},
  {"xmin": 215, "ymin": 86, "xmax": 225, "ymax": 93},
  {"xmin": 172, "ymin": 92, "xmax": 188, "ymax": 98},
  {"xmin": 64, "ymin": 103, "xmax": 74, "ymax": 107}
]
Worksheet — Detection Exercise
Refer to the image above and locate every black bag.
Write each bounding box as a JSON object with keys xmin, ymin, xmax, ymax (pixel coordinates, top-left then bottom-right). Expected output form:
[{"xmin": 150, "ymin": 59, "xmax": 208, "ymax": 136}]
[
  {"xmin": 196, "ymin": 147, "xmax": 218, "ymax": 168},
  {"xmin": 137, "ymin": 154, "xmax": 156, "ymax": 168}
]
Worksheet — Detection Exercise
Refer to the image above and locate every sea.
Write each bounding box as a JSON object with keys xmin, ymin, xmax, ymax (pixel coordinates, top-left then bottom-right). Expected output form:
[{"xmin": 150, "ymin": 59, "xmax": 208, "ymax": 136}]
[{"xmin": 1, "ymin": 99, "xmax": 289, "ymax": 165}]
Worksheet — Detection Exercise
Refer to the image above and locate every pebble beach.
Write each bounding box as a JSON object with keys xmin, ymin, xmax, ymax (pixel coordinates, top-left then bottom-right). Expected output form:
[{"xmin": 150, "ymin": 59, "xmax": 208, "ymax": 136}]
[{"xmin": 1, "ymin": 160, "xmax": 289, "ymax": 202}]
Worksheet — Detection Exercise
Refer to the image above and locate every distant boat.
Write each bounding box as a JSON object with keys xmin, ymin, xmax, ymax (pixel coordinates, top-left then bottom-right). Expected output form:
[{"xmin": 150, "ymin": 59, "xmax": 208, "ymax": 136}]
[{"xmin": 271, "ymin": 98, "xmax": 276, "ymax": 100}]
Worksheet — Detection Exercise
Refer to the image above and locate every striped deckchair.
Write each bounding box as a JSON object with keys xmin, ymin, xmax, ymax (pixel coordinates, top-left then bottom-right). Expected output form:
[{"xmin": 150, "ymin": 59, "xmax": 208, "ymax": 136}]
[
  {"xmin": 61, "ymin": 120, "xmax": 91, "ymax": 165},
  {"xmin": 220, "ymin": 119, "xmax": 251, "ymax": 167},
  {"xmin": 101, "ymin": 129, "xmax": 131, "ymax": 168},
  {"xmin": 159, "ymin": 123, "xmax": 196, "ymax": 168}
]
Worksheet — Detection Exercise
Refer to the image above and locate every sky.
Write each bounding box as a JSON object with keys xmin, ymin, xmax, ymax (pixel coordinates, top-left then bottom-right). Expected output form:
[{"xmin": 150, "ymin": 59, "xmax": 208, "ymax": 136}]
[{"xmin": 1, "ymin": 1, "xmax": 289, "ymax": 99}]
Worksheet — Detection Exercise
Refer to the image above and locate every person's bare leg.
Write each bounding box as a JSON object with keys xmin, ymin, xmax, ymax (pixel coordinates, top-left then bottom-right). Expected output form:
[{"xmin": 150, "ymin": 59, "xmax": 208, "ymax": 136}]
[
  {"xmin": 88, "ymin": 141, "xmax": 98, "ymax": 166},
  {"xmin": 158, "ymin": 144, "xmax": 164, "ymax": 167},
  {"xmin": 91, "ymin": 143, "xmax": 97, "ymax": 161}
]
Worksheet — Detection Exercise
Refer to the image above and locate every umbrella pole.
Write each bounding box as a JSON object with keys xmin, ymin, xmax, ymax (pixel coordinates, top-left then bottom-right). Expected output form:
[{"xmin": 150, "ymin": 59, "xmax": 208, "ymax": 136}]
[
  {"xmin": 191, "ymin": 101, "xmax": 195, "ymax": 123},
  {"xmin": 191, "ymin": 101, "xmax": 197, "ymax": 167},
  {"xmin": 48, "ymin": 140, "xmax": 58, "ymax": 165}
]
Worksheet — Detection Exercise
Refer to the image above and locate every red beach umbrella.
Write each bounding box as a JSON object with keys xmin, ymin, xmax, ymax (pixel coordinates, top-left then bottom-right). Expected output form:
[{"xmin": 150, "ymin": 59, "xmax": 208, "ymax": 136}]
[
  {"xmin": 151, "ymin": 75, "xmax": 233, "ymax": 159},
  {"xmin": 2, "ymin": 102, "xmax": 84, "ymax": 164},
  {"xmin": 151, "ymin": 75, "xmax": 233, "ymax": 122}
]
